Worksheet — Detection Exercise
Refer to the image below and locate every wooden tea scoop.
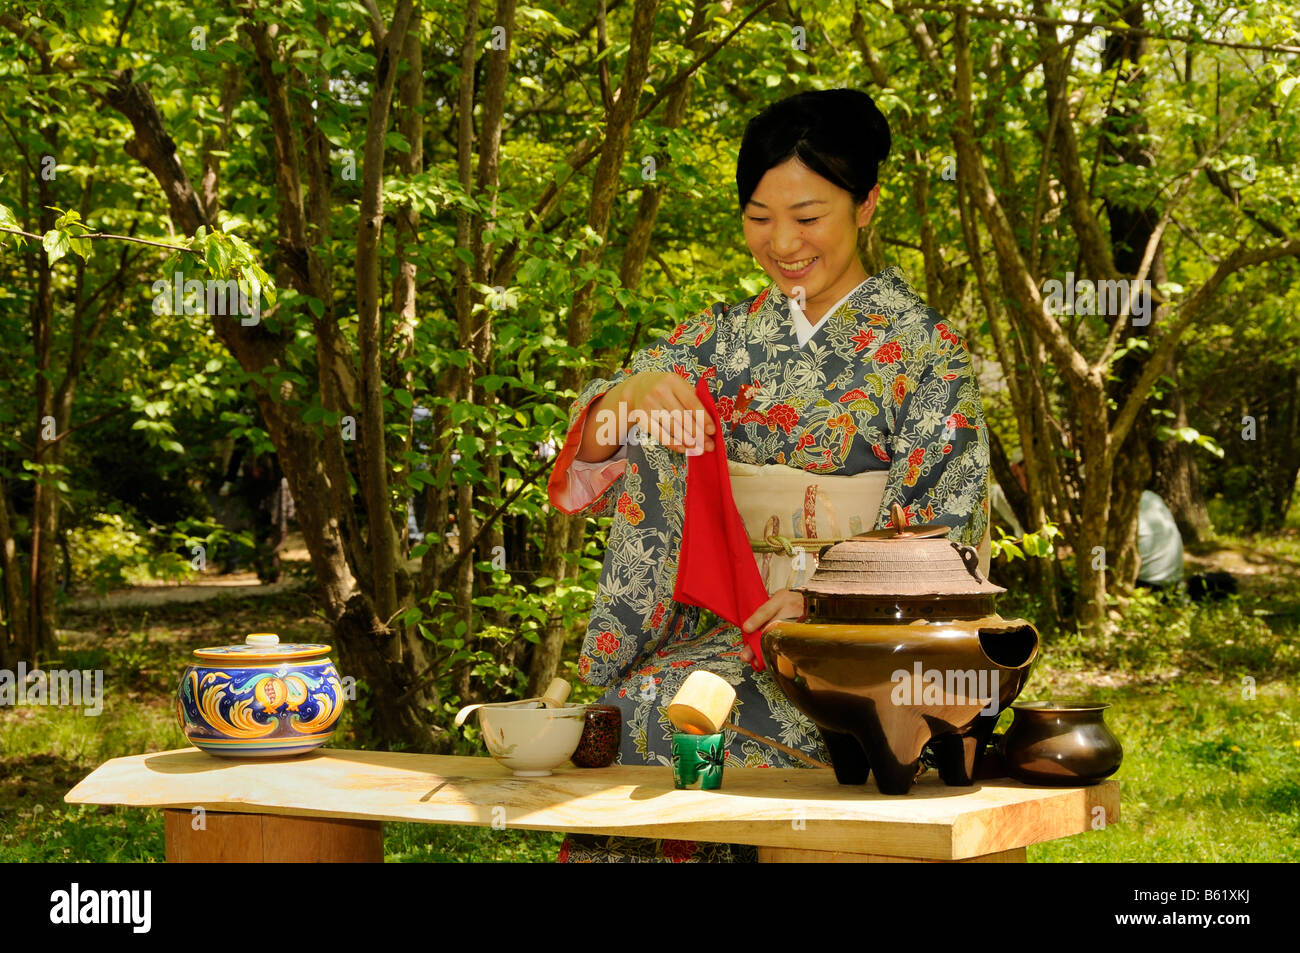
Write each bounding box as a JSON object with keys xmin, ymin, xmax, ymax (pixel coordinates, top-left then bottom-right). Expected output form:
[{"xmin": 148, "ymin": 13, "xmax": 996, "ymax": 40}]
[
  {"xmin": 668, "ymin": 670, "xmax": 828, "ymax": 769},
  {"xmin": 454, "ymin": 677, "xmax": 570, "ymax": 728}
]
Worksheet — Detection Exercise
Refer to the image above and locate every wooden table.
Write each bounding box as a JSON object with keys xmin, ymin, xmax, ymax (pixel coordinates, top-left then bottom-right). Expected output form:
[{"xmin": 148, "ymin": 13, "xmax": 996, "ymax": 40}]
[{"xmin": 65, "ymin": 748, "xmax": 1119, "ymax": 862}]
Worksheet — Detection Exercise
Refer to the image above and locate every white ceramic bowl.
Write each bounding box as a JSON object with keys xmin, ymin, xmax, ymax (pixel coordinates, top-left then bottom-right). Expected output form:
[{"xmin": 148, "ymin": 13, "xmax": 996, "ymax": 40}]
[{"xmin": 477, "ymin": 702, "xmax": 587, "ymax": 776}]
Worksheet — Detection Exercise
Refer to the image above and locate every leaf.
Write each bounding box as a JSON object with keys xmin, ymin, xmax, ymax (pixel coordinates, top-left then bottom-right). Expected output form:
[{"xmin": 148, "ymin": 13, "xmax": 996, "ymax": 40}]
[
  {"xmin": 206, "ymin": 235, "xmax": 231, "ymax": 276},
  {"xmin": 68, "ymin": 236, "xmax": 92, "ymax": 262},
  {"xmin": 1157, "ymin": 425, "xmax": 1224, "ymax": 459},
  {"xmin": 42, "ymin": 228, "xmax": 70, "ymax": 264}
]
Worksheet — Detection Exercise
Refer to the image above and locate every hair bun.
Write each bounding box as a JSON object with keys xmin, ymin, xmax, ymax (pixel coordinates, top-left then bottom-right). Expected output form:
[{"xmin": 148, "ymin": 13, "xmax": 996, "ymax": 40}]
[{"xmin": 736, "ymin": 88, "xmax": 892, "ymax": 210}]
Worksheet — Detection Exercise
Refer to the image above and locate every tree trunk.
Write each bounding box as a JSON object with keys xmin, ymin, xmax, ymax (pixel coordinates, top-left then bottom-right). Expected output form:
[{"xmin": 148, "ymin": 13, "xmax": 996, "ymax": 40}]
[
  {"xmin": 1098, "ymin": 0, "xmax": 1166, "ymax": 593},
  {"xmin": 1261, "ymin": 368, "xmax": 1300, "ymax": 530},
  {"xmin": 451, "ymin": 0, "xmax": 482, "ymax": 703},
  {"xmin": 28, "ymin": 127, "xmax": 58, "ymax": 661},
  {"xmin": 1074, "ymin": 403, "xmax": 1113, "ymax": 635},
  {"xmin": 0, "ymin": 474, "xmax": 28, "ymax": 671},
  {"xmin": 1150, "ymin": 367, "xmax": 1213, "ymax": 542},
  {"xmin": 528, "ymin": 0, "xmax": 664, "ymax": 696},
  {"xmin": 354, "ymin": 0, "xmax": 416, "ymax": 634}
]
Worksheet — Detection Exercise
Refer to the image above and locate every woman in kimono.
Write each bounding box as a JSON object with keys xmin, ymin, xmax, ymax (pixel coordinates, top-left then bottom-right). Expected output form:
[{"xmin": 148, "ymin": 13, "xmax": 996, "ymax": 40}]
[{"xmin": 546, "ymin": 89, "xmax": 990, "ymax": 862}]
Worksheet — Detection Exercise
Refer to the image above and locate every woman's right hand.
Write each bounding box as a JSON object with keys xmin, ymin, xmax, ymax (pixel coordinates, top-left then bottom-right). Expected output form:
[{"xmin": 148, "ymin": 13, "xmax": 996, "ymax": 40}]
[{"xmin": 618, "ymin": 372, "xmax": 716, "ymax": 456}]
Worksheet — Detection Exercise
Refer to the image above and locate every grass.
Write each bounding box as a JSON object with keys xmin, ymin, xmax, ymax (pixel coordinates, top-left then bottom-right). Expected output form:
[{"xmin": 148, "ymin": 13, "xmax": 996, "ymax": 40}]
[
  {"xmin": 1026, "ymin": 681, "xmax": 1300, "ymax": 861},
  {"xmin": 2, "ymin": 529, "xmax": 1298, "ymax": 862}
]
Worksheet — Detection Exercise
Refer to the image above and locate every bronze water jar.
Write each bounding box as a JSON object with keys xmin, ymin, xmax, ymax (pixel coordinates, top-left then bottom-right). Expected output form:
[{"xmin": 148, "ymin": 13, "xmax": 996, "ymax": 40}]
[
  {"xmin": 762, "ymin": 516, "xmax": 1039, "ymax": 794},
  {"xmin": 1002, "ymin": 701, "xmax": 1123, "ymax": 785}
]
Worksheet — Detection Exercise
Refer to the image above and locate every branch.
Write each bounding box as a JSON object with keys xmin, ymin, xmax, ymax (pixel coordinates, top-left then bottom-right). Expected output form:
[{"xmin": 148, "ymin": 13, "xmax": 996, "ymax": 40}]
[
  {"xmin": 632, "ymin": 0, "xmax": 778, "ymax": 123},
  {"xmin": 0, "ymin": 12, "xmax": 48, "ymax": 56},
  {"xmin": 437, "ymin": 454, "xmax": 555, "ymax": 591},
  {"xmin": 1108, "ymin": 238, "xmax": 1300, "ymax": 457},
  {"xmin": 0, "ymin": 226, "xmax": 193, "ymax": 254},
  {"xmin": 945, "ymin": 8, "xmax": 1095, "ymax": 390},
  {"xmin": 1031, "ymin": 0, "xmax": 1117, "ymax": 285},
  {"xmin": 492, "ymin": 0, "xmax": 775, "ymax": 284},
  {"xmin": 896, "ymin": 2, "xmax": 1300, "ymax": 55},
  {"xmin": 596, "ymin": 0, "xmax": 613, "ymax": 114},
  {"xmin": 101, "ymin": 69, "xmax": 209, "ymax": 234},
  {"xmin": 361, "ymin": 0, "xmax": 387, "ymax": 46},
  {"xmin": 114, "ymin": 0, "xmax": 138, "ymax": 48},
  {"xmin": 1095, "ymin": 101, "xmax": 1260, "ymax": 371},
  {"xmin": 37, "ymin": 405, "xmax": 129, "ymax": 450}
]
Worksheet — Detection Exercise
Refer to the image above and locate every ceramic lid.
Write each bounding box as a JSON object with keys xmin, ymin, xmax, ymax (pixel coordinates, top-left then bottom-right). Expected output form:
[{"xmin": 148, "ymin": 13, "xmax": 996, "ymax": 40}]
[
  {"xmin": 796, "ymin": 506, "xmax": 1005, "ymax": 599},
  {"xmin": 192, "ymin": 632, "xmax": 332, "ymax": 663}
]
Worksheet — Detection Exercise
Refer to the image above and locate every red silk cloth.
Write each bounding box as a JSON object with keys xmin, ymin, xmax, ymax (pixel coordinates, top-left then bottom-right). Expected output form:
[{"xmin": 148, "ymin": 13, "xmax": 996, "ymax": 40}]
[{"xmin": 672, "ymin": 376, "xmax": 770, "ymax": 671}]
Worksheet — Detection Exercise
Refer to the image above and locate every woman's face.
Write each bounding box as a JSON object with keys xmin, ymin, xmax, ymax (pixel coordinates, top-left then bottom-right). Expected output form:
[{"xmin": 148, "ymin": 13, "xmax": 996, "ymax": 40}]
[{"xmin": 743, "ymin": 157, "xmax": 878, "ymax": 319}]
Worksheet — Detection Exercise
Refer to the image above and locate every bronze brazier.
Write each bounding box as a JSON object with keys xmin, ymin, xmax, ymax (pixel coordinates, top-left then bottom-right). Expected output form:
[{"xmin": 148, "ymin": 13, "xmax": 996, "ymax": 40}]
[{"xmin": 762, "ymin": 517, "xmax": 1039, "ymax": 795}]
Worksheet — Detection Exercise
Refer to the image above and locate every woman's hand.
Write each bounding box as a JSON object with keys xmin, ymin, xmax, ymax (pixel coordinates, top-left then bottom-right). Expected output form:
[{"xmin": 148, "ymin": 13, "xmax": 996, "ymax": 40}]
[
  {"xmin": 739, "ymin": 589, "xmax": 806, "ymax": 664},
  {"xmin": 618, "ymin": 372, "xmax": 716, "ymax": 455}
]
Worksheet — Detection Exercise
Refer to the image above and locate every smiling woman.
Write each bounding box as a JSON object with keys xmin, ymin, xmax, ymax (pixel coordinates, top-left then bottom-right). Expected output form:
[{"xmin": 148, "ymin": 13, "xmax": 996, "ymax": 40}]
[
  {"xmin": 547, "ymin": 88, "xmax": 991, "ymax": 862},
  {"xmin": 738, "ymin": 89, "xmax": 889, "ymax": 323}
]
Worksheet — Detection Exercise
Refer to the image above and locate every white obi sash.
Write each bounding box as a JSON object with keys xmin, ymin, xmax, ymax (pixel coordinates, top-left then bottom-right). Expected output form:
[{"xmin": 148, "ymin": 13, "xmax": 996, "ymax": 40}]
[{"xmin": 727, "ymin": 461, "xmax": 991, "ymax": 595}]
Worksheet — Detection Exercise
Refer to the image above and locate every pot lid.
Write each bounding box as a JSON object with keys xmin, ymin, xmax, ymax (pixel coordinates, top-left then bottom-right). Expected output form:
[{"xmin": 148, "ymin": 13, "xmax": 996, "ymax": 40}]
[
  {"xmin": 795, "ymin": 505, "xmax": 1005, "ymax": 599},
  {"xmin": 193, "ymin": 632, "xmax": 332, "ymax": 663}
]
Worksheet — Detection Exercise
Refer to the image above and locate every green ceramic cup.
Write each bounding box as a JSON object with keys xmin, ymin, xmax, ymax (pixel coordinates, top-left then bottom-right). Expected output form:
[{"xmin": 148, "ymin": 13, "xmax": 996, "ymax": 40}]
[{"xmin": 671, "ymin": 731, "xmax": 726, "ymax": 790}]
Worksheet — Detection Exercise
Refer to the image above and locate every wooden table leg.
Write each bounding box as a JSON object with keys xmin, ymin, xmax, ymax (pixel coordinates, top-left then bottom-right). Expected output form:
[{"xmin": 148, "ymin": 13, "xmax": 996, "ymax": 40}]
[
  {"xmin": 164, "ymin": 810, "xmax": 384, "ymax": 862},
  {"xmin": 756, "ymin": 846, "xmax": 1026, "ymax": 863}
]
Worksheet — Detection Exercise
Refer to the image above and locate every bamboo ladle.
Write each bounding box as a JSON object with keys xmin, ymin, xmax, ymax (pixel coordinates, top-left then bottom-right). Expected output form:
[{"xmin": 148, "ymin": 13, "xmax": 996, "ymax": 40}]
[
  {"xmin": 669, "ymin": 670, "xmax": 828, "ymax": 769},
  {"xmin": 454, "ymin": 677, "xmax": 571, "ymax": 728}
]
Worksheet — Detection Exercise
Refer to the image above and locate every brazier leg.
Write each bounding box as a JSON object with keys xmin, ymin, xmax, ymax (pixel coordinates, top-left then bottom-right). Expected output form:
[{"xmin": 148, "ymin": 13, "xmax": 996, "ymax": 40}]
[
  {"xmin": 860, "ymin": 737, "xmax": 922, "ymax": 795},
  {"xmin": 929, "ymin": 730, "xmax": 983, "ymax": 786},
  {"xmin": 930, "ymin": 712, "xmax": 1000, "ymax": 786},
  {"xmin": 817, "ymin": 726, "xmax": 870, "ymax": 785}
]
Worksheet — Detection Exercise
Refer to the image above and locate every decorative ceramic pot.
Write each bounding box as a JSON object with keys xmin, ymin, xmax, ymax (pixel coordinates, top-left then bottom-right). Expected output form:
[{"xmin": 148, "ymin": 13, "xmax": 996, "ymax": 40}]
[
  {"xmin": 1003, "ymin": 701, "xmax": 1123, "ymax": 785},
  {"xmin": 763, "ymin": 513, "xmax": 1039, "ymax": 795},
  {"xmin": 177, "ymin": 633, "xmax": 345, "ymax": 757},
  {"xmin": 572, "ymin": 704, "xmax": 622, "ymax": 768}
]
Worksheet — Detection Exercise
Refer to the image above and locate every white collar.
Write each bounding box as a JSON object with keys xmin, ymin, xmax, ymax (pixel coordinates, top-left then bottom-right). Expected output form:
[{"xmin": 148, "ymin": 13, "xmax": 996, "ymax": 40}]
[{"xmin": 788, "ymin": 277, "xmax": 870, "ymax": 346}]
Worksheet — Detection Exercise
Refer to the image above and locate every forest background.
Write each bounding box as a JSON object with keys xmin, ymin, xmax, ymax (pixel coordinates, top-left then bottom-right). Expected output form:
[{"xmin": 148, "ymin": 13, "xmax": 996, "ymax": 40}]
[{"xmin": 1, "ymin": 0, "xmax": 1298, "ymax": 758}]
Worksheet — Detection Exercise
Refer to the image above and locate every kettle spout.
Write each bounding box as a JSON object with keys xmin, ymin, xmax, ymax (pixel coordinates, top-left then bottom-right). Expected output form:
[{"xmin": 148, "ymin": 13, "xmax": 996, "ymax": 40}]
[{"xmin": 978, "ymin": 621, "xmax": 1039, "ymax": 670}]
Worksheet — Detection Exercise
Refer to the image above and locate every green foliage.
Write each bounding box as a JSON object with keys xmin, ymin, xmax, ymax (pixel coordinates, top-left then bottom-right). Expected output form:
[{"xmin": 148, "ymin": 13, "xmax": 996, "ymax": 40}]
[
  {"xmin": 1154, "ymin": 425, "xmax": 1225, "ymax": 460},
  {"xmin": 65, "ymin": 511, "xmax": 206, "ymax": 594},
  {"xmin": 991, "ymin": 521, "xmax": 1061, "ymax": 561},
  {"xmin": 3, "ymin": 0, "xmax": 1299, "ymax": 764}
]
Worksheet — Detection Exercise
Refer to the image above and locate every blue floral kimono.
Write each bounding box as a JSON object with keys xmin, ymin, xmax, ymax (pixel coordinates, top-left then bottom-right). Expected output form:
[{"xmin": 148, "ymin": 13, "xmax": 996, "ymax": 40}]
[{"xmin": 547, "ymin": 265, "xmax": 990, "ymax": 862}]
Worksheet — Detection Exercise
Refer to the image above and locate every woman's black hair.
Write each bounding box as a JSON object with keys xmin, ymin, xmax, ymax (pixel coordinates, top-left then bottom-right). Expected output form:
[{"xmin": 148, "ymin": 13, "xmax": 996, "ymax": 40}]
[{"xmin": 736, "ymin": 88, "xmax": 891, "ymax": 210}]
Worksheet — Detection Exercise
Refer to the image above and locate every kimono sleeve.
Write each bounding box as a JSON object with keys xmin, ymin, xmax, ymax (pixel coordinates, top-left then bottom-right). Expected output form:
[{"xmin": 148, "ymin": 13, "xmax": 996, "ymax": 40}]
[
  {"xmin": 546, "ymin": 306, "xmax": 724, "ymax": 517},
  {"xmin": 874, "ymin": 323, "xmax": 990, "ymax": 546}
]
